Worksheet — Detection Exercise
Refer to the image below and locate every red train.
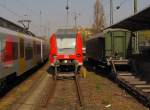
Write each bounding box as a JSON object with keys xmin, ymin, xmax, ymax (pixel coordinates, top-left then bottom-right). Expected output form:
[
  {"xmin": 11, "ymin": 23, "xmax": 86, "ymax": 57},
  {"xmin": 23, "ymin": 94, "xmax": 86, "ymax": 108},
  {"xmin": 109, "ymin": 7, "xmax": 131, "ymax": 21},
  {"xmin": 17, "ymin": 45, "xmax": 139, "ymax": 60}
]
[{"xmin": 49, "ymin": 31, "xmax": 83, "ymax": 79}]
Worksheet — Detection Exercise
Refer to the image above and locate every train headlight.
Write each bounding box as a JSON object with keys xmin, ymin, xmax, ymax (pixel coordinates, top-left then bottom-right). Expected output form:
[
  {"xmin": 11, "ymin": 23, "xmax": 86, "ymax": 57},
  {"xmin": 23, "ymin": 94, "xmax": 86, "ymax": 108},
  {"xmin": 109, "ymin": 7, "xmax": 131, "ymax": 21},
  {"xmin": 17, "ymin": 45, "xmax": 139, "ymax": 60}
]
[
  {"xmin": 76, "ymin": 54, "xmax": 81, "ymax": 57},
  {"xmin": 64, "ymin": 60, "xmax": 67, "ymax": 63}
]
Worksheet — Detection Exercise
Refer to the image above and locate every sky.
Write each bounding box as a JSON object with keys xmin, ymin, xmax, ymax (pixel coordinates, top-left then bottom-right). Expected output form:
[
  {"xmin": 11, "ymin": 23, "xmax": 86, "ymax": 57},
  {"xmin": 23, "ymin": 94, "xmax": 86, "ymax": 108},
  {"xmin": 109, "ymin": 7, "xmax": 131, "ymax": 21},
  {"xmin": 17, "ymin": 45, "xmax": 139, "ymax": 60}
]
[{"xmin": 0, "ymin": 0, "xmax": 150, "ymax": 36}]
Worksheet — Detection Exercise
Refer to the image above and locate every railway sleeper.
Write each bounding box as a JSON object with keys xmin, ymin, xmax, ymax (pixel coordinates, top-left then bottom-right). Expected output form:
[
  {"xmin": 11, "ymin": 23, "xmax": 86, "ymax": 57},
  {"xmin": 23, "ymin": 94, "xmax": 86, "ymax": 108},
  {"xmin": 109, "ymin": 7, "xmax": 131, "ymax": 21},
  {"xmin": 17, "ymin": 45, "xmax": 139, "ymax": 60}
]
[
  {"xmin": 135, "ymin": 85, "xmax": 150, "ymax": 88},
  {"xmin": 110, "ymin": 60, "xmax": 150, "ymax": 107},
  {"xmin": 118, "ymin": 72, "xmax": 134, "ymax": 76},
  {"xmin": 117, "ymin": 79, "xmax": 150, "ymax": 107}
]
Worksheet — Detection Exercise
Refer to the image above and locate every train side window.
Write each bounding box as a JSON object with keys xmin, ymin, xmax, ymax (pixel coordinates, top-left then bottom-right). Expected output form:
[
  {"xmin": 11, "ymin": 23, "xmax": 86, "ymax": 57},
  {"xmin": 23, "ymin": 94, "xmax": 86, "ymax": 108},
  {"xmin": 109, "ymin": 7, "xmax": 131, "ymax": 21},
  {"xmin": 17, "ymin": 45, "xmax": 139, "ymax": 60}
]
[
  {"xmin": 20, "ymin": 38, "xmax": 24, "ymax": 58},
  {"xmin": 33, "ymin": 41, "xmax": 36, "ymax": 55},
  {"xmin": 3, "ymin": 41, "xmax": 13, "ymax": 62},
  {"xmin": 37, "ymin": 44, "xmax": 41, "ymax": 55},
  {"xmin": 1, "ymin": 40, "xmax": 5, "ymax": 62},
  {"xmin": 36, "ymin": 44, "xmax": 38, "ymax": 55},
  {"xmin": 25, "ymin": 44, "xmax": 33, "ymax": 60},
  {"xmin": 13, "ymin": 42, "xmax": 18, "ymax": 60}
]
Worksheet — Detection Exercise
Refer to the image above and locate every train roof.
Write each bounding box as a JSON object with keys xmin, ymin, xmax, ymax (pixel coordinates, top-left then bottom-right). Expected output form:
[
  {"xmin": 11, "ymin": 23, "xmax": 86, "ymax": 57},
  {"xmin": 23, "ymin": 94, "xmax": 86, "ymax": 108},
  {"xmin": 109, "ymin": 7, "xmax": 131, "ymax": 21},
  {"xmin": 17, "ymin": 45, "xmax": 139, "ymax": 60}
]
[
  {"xmin": 86, "ymin": 33, "xmax": 104, "ymax": 41},
  {"xmin": 56, "ymin": 28, "xmax": 76, "ymax": 34},
  {"xmin": 56, "ymin": 33, "xmax": 76, "ymax": 38},
  {"xmin": 106, "ymin": 6, "xmax": 150, "ymax": 31},
  {"xmin": 55, "ymin": 29, "xmax": 76, "ymax": 38},
  {"xmin": 0, "ymin": 17, "xmax": 36, "ymax": 36}
]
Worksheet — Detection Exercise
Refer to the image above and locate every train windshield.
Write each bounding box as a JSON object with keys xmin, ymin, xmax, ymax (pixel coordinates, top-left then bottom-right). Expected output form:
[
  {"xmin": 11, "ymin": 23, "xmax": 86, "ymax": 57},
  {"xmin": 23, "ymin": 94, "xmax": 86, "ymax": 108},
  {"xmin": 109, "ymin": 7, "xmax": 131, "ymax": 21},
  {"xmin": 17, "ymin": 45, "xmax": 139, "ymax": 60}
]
[{"xmin": 56, "ymin": 34, "xmax": 76, "ymax": 54}]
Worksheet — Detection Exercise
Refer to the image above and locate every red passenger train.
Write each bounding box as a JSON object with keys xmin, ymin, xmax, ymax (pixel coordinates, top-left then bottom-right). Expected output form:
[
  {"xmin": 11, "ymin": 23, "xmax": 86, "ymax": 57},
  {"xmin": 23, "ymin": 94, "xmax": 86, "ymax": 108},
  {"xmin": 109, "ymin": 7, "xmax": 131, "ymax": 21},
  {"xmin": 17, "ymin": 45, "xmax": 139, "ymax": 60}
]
[{"xmin": 49, "ymin": 31, "xmax": 83, "ymax": 79}]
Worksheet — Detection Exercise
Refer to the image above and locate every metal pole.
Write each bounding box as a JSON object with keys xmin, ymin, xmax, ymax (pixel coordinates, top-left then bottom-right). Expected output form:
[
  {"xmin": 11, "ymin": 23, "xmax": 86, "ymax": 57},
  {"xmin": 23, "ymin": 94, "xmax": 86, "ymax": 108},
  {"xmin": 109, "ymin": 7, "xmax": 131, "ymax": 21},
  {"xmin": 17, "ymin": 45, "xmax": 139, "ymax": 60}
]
[
  {"xmin": 134, "ymin": 0, "xmax": 137, "ymax": 13},
  {"xmin": 110, "ymin": 0, "xmax": 113, "ymax": 26},
  {"xmin": 66, "ymin": 0, "xmax": 69, "ymax": 28},
  {"xmin": 40, "ymin": 11, "xmax": 42, "ymax": 35},
  {"xmin": 134, "ymin": 0, "xmax": 138, "ymax": 53},
  {"xmin": 110, "ymin": 0, "xmax": 114, "ymax": 56},
  {"xmin": 72, "ymin": 12, "xmax": 80, "ymax": 32},
  {"xmin": 74, "ymin": 14, "xmax": 77, "ymax": 29}
]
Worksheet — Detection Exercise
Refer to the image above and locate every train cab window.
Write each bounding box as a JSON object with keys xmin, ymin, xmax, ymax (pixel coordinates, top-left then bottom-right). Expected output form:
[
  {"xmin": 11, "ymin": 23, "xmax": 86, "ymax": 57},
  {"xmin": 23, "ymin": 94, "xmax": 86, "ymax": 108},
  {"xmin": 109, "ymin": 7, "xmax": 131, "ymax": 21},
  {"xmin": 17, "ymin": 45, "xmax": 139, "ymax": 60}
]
[
  {"xmin": 56, "ymin": 34, "xmax": 76, "ymax": 54},
  {"xmin": 20, "ymin": 38, "xmax": 24, "ymax": 58},
  {"xmin": 13, "ymin": 42, "xmax": 18, "ymax": 60}
]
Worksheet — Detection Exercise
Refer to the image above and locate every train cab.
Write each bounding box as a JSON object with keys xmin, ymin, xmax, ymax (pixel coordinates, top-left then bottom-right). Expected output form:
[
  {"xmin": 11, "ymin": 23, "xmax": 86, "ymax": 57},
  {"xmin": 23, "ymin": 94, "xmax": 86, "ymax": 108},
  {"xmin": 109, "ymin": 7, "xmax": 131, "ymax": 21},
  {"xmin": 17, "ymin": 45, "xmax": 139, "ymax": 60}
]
[{"xmin": 49, "ymin": 31, "xmax": 83, "ymax": 76}]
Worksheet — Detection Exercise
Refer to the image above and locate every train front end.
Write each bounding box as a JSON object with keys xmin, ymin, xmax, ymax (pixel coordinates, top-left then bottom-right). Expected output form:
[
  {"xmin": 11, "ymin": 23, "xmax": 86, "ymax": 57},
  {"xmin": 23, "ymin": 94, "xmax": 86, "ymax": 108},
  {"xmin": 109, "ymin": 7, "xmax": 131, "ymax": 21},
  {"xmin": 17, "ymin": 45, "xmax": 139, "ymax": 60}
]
[{"xmin": 49, "ymin": 32, "xmax": 83, "ymax": 75}]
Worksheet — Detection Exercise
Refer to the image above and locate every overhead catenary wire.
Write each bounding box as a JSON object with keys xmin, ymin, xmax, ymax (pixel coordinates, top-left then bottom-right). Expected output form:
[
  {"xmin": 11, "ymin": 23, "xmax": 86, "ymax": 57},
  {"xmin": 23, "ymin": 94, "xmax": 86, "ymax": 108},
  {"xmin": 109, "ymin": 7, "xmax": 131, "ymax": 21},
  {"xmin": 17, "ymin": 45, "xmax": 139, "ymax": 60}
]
[
  {"xmin": 117, "ymin": 0, "xmax": 127, "ymax": 9},
  {"xmin": 0, "ymin": 0, "xmax": 48, "ymax": 36},
  {"xmin": 0, "ymin": 3, "xmax": 21, "ymax": 18},
  {"xmin": 14, "ymin": 0, "xmax": 41, "ymax": 17}
]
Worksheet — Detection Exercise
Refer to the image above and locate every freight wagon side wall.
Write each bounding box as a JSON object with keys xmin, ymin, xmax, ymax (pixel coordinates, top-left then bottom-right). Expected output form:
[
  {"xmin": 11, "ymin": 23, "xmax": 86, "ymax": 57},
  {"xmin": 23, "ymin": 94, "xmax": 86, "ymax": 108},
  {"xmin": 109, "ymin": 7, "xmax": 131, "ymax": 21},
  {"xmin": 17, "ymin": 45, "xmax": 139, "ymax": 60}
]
[
  {"xmin": 105, "ymin": 31, "xmax": 131, "ymax": 59},
  {"xmin": 86, "ymin": 37, "xmax": 105, "ymax": 62}
]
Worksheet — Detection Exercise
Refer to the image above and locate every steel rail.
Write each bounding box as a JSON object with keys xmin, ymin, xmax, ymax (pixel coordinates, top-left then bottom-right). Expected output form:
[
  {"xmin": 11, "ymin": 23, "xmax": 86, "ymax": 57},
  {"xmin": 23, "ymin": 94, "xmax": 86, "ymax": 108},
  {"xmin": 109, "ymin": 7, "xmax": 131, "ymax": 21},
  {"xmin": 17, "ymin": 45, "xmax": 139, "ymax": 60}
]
[{"xmin": 74, "ymin": 74, "xmax": 84, "ymax": 107}]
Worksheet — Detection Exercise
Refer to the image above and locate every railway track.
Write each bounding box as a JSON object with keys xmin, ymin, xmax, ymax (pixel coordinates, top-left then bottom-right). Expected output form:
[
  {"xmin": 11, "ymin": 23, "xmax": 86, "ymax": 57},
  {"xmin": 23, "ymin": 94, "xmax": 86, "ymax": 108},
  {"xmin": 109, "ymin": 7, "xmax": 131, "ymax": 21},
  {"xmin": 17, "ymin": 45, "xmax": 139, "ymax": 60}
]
[
  {"xmin": 74, "ymin": 74, "xmax": 84, "ymax": 107},
  {"xmin": 4, "ymin": 63, "xmax": 52, "ymax": 110},
  {"xmin": 7, "ymin": 70, "xmax": 84, "ymax": 110},
  {"xmin": 117, "ymin": 72, "xmax": 150, "ymax": 107},
  {"xmin": 111, "ymin": 60, "xmax": 150, "ymax": 107},
  {"xmin": 36, "ymin": 75, "xmax": 57, "ymax": 108},
  {"xmin": 46, "ymin": 72, "xmax": 84, "ymax": 109}
]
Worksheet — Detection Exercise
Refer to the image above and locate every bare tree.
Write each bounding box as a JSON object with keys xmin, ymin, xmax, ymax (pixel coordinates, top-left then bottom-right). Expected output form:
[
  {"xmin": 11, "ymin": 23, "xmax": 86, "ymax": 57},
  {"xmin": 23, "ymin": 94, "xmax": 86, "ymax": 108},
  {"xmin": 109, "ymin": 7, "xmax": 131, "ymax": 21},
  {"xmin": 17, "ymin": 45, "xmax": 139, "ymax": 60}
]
[{"xmin": 93, "ymin": 0, "xmax": 105, "ymax": 34}]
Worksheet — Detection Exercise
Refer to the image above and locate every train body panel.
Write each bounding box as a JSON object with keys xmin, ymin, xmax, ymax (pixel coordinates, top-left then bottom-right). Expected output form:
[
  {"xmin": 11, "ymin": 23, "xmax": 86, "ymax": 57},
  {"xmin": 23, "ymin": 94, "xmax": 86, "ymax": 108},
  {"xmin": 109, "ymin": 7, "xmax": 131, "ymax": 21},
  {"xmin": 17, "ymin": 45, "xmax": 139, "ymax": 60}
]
[
  {"xmin": 75, "ymin": 32, "xmax": 83, "ymax": 65},
  {"xmin": 86, "ymin": 33, "xmax": 105, "ymax": 62},
  {"xmin": 86, "ymin": 31, "xmax": 132, "ymax": 60},
  {"xmin": 105, "ymin": 31, "xmax": 131, "ymax": 59},
  {"xmin": 86, "ymin": 30, "xmax": 132, "ymax": 71},
  {"xmin": 49, "ymin": 33, "xmax": 57, "ymax": 65}
]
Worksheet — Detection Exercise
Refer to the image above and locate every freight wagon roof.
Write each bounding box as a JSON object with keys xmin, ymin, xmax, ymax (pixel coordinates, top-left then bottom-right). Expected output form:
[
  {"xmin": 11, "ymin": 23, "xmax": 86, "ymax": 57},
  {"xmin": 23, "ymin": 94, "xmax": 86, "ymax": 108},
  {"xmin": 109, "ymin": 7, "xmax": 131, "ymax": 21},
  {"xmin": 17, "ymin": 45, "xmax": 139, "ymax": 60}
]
[
  {"xmin": 106, "ymin": 6, "xmax": 150, "ymax": 31},
  {"xmin": 87, "ymin": 33, "xmax": 104, "ymax": 41}
]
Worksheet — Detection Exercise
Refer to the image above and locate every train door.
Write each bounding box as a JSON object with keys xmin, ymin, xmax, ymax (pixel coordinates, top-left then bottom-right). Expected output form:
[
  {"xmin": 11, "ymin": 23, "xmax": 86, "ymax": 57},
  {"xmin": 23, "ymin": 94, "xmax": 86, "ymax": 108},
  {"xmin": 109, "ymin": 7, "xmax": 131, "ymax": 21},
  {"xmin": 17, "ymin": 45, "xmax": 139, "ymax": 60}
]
[
  {"xmin": 105, "ymin": 32, "xmax": 112, "ymax": 57},
  {"xmin": 18, "ymin": 38, "xmax": 26, "ymax": 75},
  {"xmin": 113, "ymin": 32, "xmax": 126, "ymax": 58}
]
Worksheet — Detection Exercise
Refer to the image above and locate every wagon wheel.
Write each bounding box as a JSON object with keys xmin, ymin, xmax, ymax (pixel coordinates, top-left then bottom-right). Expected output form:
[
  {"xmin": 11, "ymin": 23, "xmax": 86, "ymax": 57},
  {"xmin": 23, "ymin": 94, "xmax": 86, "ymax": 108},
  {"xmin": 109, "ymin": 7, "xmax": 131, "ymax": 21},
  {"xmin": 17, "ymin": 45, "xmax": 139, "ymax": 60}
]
[{"xmin": 0, "ymin": 78, "xmax": 7, "ymax": 93}]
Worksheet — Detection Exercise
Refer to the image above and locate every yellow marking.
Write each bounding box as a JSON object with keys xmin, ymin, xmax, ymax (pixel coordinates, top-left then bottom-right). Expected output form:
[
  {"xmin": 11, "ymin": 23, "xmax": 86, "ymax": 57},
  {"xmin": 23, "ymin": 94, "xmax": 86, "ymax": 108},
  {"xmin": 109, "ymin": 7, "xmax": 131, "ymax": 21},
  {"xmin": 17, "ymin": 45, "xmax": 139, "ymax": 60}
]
[
  {"xmin": 17, "ymin": 32, "xmax": 26, "ymax": 75},
  {"xmin": 19, "ymin": 58, "xmax": 26, "ymax": 75},
  {"xmin": 79, "ymin": 66, "xmax": 87, "ymax": 78}
]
